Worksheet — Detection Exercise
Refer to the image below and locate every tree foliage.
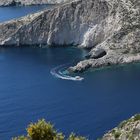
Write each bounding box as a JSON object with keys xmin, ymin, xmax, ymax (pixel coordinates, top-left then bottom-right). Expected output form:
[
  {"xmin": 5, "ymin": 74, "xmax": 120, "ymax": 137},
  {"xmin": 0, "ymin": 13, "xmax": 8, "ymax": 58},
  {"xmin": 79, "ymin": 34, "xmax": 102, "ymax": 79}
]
[{"xmin": 12, "ymin": 119, "xmax": 87, "ymax": 140}]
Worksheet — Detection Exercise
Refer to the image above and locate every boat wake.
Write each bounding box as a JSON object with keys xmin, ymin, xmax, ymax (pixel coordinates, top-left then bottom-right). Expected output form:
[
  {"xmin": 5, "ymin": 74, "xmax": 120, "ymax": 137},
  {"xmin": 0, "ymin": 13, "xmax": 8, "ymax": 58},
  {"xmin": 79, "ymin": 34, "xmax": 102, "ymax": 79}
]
[{"xmin": 50, "ymin": 64, "xmax": 84, "ymax": 81}]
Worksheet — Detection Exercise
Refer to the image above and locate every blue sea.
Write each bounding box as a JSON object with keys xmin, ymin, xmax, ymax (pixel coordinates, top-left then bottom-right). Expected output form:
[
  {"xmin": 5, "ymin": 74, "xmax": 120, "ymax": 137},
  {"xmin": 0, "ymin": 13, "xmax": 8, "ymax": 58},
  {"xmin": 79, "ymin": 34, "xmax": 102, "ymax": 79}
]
[{"xmin": 0, "ymin": 6, "xmax": 140, "ymax": 140}]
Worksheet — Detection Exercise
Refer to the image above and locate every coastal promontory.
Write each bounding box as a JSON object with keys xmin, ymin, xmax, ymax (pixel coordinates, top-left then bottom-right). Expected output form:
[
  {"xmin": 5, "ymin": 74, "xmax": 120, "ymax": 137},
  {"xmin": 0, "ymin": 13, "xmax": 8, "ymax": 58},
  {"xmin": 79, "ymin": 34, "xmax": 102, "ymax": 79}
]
[{"xmin": 0, "ymin": 0, "xmax": 140, "ymax": 72}]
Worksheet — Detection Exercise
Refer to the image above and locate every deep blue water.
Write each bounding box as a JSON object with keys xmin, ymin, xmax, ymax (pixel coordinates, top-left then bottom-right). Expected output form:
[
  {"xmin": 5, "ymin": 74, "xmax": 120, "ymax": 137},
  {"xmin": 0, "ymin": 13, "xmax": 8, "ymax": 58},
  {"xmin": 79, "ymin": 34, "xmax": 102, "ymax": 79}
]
[
  {"xmin": 0, "ymin": 6, "xmax": 140, "ymax": 140},
  {"xmin": 0, "ymin": 47, "xmax": 140, "ymax": 140}
]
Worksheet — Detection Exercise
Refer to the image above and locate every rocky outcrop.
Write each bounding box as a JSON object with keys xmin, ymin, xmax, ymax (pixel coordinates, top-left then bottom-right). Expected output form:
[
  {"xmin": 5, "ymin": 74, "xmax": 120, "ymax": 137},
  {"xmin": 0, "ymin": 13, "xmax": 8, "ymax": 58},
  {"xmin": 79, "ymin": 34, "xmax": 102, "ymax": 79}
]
[
  {"xmin": 0, "ymin": 0, "xmax": 140, "ymax": 72},
  {"xmin": 69, "ymin": 0, "xmax": 140, "ymax": 72},
  {"xmin": 0, "ymin": 0, "xmax": 71, "ymax": 6},
  {"xmin": 0, "ymin": 0, "xmax": 109, "ymax": 46},
  {"xmin": 101, "ymin": 114, "xmax": 140, "ymax": 140}
]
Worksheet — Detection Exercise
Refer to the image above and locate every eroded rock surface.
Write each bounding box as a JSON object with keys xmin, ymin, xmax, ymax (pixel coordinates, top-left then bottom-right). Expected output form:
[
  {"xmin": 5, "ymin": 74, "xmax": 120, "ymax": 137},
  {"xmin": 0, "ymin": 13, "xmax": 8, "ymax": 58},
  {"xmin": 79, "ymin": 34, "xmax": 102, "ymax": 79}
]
[
  {"xmin": 101, "ymin": 114, "xmax": 140, "ymax": 140},
  {"xmin": 0, "ymin": 0, "xmax": 109, "ymax": 46},
  {"xmin": 0, "ymin": 0, "xmax": 140, "ymax": 72},
  {"xmin": 0, "ymin": 0, "xmax": 71, "ymax": 6}
]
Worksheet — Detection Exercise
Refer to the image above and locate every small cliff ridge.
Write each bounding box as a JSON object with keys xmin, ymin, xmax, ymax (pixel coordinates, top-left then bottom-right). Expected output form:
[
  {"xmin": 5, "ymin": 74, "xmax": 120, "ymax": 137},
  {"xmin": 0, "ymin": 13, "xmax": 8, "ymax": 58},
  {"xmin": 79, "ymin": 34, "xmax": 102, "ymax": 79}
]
[
  {"xmin": 101, "ymin": 114, "xmax": 140, "ymax": 140},
  {"xmin": 0, "ymin": 0, "xmax": 71, "ymax": 6},
  {"xmin": 0, "ymin": 0, "xmax": 140, "ymax": 71}
]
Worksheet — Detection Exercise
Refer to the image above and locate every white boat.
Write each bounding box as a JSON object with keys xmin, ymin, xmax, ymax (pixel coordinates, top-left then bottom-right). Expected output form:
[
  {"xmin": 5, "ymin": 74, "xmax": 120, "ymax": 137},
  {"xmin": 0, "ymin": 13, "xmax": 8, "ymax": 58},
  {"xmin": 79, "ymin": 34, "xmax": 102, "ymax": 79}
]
[
  {"xmin": 50, "ymin": 64, "xmax": 84, "ymax": 81},
  {"xmin": 75, "ymin": 76, "xmax": 84, "ymax": 81}
]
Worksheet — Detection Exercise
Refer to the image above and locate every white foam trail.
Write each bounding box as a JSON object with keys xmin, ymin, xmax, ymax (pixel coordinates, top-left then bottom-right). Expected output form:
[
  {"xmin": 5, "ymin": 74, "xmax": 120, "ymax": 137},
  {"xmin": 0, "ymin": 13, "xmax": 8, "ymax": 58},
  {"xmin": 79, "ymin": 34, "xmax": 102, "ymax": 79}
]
[{"xmin": 50, "ymin": 64, "xmax": 84, "ymax": 81}]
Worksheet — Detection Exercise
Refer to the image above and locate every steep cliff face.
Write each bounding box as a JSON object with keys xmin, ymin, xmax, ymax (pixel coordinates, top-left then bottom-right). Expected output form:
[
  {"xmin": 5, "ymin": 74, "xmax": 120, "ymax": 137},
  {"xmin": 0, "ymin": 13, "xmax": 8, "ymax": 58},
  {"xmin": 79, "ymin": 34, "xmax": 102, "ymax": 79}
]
[
  {"xmin": 0, "ymin": 0, "xmax": 109, "ymax": 46},
  {"xmin": 0, "ymin": 0, "xmax": 140, "ymax": 71},
  {"xmin": 0, "ymin": 0, "xmax": 71, "ymax": 6},
  {"xmin": 101, "ymin": 114, "xmax": 140, "ymax": 140},
  {"xmin": 69, "ymin": 0, "xmax": 140, "ymax": 72}
]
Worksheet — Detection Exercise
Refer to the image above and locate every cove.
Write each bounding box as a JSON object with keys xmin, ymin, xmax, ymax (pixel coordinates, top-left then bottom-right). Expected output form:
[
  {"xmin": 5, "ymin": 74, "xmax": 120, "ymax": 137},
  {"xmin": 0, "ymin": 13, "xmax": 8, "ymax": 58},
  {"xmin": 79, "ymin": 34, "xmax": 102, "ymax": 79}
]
[
  {"xmin": 0, "ymin": 4, "xmax": 140, "ymax": 140},
  {"xmin": 0, "ymin": 47, "xmax": 140, "ymax": 140}
]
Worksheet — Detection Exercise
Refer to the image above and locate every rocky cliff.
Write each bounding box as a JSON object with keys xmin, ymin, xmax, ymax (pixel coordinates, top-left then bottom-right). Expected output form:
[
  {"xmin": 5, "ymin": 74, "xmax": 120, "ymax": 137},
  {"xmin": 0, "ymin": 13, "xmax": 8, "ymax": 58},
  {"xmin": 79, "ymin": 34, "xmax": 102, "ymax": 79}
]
[
  {"xmin": 101, "ymin": 114, "xmax": 140, "ymax": 140},
  {"xmin": 0, "ymin": 0, "xmax": 109, "ymax": 46},
  {"xmin": 0, "ymin": 0, "xmax": 70, "ymax": 6},
  {"xmin": 0, "ymin": 0, "xmax": 140, "ymax": 72}
]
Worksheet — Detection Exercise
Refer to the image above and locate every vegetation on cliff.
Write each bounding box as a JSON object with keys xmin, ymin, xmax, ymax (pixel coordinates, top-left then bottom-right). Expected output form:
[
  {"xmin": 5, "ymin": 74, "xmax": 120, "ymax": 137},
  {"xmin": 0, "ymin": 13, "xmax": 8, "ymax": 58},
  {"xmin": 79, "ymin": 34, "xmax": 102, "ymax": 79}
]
[
  {"xmin": 101, "ymin": 114, "xmax": 140, "ymax": 140},
  {"xmin": 12, "ymin": 119, "xmax": 87, "ymax": 140},
  {"xmin": 12, "ymin": 114, "xmax": 140, "ymax": 140}
]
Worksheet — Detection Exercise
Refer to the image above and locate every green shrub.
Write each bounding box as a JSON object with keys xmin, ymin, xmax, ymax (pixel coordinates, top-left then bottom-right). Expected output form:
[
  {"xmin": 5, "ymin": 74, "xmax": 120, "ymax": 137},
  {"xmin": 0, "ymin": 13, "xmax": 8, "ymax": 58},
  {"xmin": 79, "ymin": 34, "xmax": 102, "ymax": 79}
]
[
  {"xmin": 13, "ymin": 119, "xmax": 87, "ymax": 140},
  {"xmin": 134, "ymin": 114, "xmax": 140, "ymax": 121},
  {"xmin": 114, "ymin": 131, "xmax": 121, "ymax": 139},
  {"xmin": 27, "ymin": 119, "xmax": 64, "ymax": 140}
]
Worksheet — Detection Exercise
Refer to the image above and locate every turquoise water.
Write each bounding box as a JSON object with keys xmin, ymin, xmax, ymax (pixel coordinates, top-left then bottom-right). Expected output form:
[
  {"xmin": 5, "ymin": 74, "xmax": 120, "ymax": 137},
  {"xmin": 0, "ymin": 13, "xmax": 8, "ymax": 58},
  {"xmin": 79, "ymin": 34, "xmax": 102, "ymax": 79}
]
[{"xmin": 0, "ymin": 6, "xmax": 140, "ymax": 140}]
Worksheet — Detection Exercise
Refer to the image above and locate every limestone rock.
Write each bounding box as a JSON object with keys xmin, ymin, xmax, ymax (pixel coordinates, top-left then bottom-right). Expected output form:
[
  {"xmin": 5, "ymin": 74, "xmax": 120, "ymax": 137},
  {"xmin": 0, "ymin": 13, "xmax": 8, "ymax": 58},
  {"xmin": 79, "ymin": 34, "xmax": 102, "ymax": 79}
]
[
  {"xmin": 101, "ymin": 114, "xmax": 140, "ymax": 140},
  {"xmin": 0, "ymin": 0, "xmax": 140, "ymax": 72},
  {"xmin": 90, "ymin": 48, "xmax": 107, "ymax": 59},
  {"xmin": 0, "ymin": 0, "xmax": 71, "ymax": 6},
  {"xmin": 0, "ymin": 0, "xmax": 109, "ymax": 46}
]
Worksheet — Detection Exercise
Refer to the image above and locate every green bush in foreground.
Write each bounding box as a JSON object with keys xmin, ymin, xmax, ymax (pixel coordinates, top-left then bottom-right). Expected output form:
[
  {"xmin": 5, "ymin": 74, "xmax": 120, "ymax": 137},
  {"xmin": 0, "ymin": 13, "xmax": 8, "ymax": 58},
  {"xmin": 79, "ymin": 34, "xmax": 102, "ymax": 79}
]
[{"xmin": 12, "ymin": 119, "xmax": 87, "ymax": 140}]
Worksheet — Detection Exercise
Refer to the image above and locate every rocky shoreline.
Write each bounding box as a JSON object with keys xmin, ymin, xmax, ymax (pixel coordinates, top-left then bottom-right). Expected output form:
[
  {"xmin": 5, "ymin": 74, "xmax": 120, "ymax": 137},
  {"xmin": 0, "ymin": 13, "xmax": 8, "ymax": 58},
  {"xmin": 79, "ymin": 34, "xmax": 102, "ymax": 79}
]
[
  {"xmin": 1, "ymin": 1, "xmax": 140, "ymax": 139},
  {"xmin": 0, "ymin": 0, "xmax": 140, "ymax": 72}
]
